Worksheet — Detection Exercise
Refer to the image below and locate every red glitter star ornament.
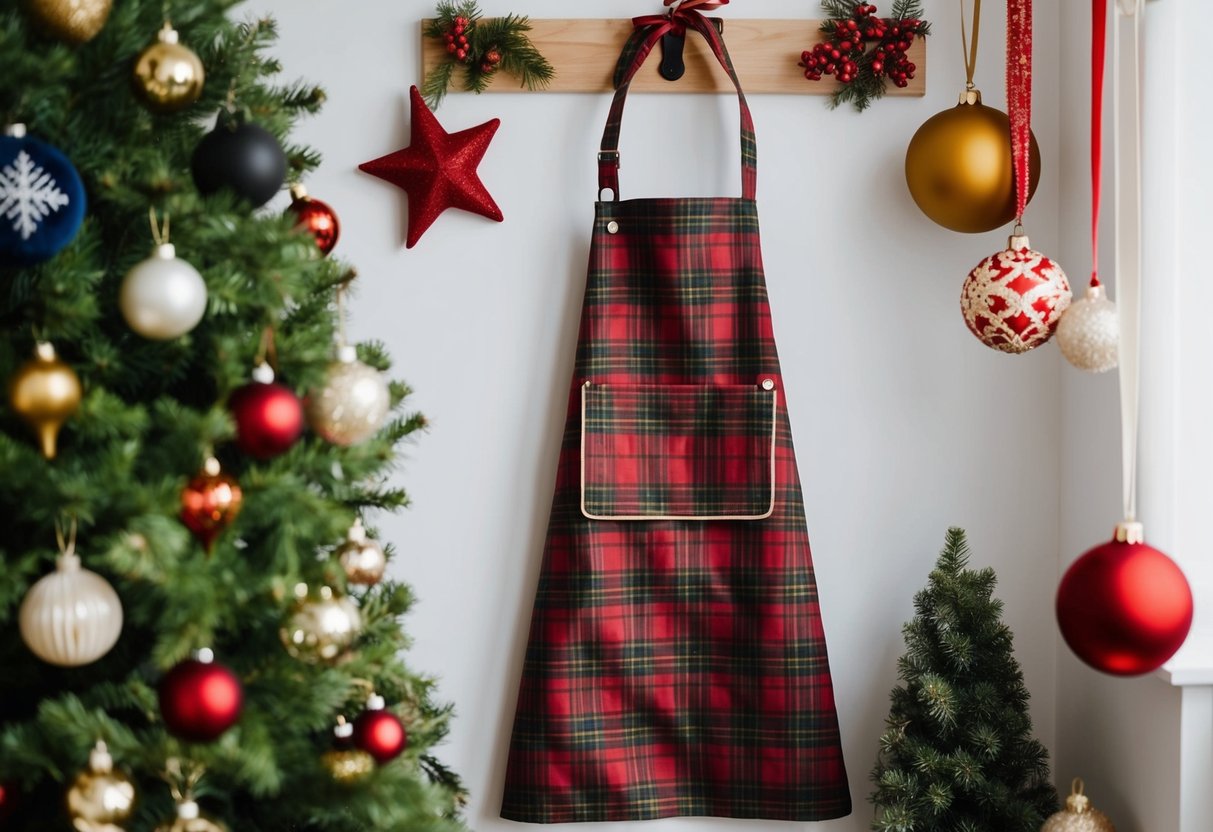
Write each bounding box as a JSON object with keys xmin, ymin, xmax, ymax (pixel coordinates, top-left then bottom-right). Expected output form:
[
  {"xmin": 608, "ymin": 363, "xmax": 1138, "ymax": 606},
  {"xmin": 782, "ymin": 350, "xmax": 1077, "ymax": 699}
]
[{"xmin": 359, "ymin": 86, "xmax": 503, "ymax": 248}]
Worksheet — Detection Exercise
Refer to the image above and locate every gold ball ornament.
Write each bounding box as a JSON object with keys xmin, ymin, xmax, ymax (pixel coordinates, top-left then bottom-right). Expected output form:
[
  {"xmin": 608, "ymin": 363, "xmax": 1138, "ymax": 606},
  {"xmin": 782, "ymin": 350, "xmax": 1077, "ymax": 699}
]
[
  {"xmin": 1041, "ymin": 778, "xmax": 1116, "ymax": 832},
  {"xmin": 1057, "ymin": 285, "xmax": 1119, "ymax": 373},
  {"xmin": 905, "ymin": 89, "xmax": 1042, "ymax": 234},
  {"xmin": 337, "ymin": 518, "xmax": 387, "ymax": 586},
  {"xmin": 20, "ymin": 550, "xmax": 123, "ymax": 667},
  {"xmin": 8, "ymin": 341, "xmax": 82, "ymax": 459},
  {"xmin": 280, "ymin": 584, "xmax": 362, "ymax": 663},
  {"xmin": 132, "ymin": 23, "xmax": 205, "ymax": 114},
  {"xmin": 24, "ymin": 0, "xmax": 112, "ymax": 44},
  {"xmin": 321, "ymin": 750, "xmax": 375, "ymax": 784},
  {"xmin": 155, "ymin": 798, "xmax": 226, "ymax": 832},
  {"xmin": 66, "ymin": 741, "xmax": 136, "ymax": 832},
  {"xmin": 306, "ymin": 346, "xmax": 391, "ymax": 446}
]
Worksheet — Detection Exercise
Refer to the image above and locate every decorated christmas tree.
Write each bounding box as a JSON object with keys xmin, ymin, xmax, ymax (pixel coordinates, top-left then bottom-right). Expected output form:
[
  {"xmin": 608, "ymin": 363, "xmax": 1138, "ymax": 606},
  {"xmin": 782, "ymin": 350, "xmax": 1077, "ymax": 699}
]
[
  {"xmin": 869, "ymin": 528, "xmax": 1058, "ymax": 832},
  {"xmin": 0, "ymin": 1, "xmax": 465, "ymax": 829}
]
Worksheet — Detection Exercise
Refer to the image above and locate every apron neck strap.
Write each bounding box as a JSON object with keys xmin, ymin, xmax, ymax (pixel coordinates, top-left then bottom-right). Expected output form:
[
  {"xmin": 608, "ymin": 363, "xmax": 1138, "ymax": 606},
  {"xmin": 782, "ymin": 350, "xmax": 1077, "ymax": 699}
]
[{"xmin": 598, "ymin": 9, "xmax": 757, "ymax": 202}]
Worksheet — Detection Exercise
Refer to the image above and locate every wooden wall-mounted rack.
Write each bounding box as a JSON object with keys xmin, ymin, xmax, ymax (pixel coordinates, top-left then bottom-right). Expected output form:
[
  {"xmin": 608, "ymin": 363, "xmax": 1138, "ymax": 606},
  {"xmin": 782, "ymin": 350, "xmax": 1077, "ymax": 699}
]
[{"xmin": 420, "ymin": 18, "xmax": 927, "ymax": 96}]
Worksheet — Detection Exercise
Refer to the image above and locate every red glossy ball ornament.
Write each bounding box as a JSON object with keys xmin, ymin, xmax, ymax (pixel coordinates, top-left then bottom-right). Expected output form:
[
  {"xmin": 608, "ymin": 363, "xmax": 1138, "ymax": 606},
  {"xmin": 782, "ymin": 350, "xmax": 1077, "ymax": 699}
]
[
  {"xmin": 352, "ymin": 694, "xmax": 407, "ymax": 763},
  {"xmin": 229, "ymin": 364, "xmax": 304, "ymax": 460},
  {"xmin": 158, "ymin": 650, "xmax": 244, "ymax": 742},
  {"xmin": 1057, "ymin": 522, "xmax": 1194, "ymax": 676},
  {"xmin": 180, "ymin": 457, "xmax": 242, "ymax": 551},
  {"xmin": 287, "ymin": 184, "xmax": 340, "ymax": 256}
]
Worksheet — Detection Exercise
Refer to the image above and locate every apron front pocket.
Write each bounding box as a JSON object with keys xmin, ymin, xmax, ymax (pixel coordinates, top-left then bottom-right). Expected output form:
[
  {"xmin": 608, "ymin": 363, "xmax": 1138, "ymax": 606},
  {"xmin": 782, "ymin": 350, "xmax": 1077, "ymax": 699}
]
[{"xmin": 580, "ymin": 382, "xmax": 777, "ymax": 521}]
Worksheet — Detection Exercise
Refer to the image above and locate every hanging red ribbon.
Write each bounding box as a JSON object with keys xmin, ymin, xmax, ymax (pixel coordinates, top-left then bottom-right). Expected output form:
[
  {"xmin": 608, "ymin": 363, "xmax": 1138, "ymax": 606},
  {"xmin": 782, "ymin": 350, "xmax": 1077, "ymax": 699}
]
[
  {"xmin": 1090, "ymin": 0, "xmax": 1107, "ymax": 287},
  {"xmin": 1006, "ymin": 0, "xmax": 1033, "ymax": 224}
]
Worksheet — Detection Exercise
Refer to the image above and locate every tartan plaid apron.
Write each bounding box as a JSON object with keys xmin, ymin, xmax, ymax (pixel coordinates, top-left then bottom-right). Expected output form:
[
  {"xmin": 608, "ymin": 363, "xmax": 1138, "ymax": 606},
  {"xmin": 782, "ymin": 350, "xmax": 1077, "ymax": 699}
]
[{"xmin": 502, "ymin": 10, "xmax": 851, "ymax": 823}]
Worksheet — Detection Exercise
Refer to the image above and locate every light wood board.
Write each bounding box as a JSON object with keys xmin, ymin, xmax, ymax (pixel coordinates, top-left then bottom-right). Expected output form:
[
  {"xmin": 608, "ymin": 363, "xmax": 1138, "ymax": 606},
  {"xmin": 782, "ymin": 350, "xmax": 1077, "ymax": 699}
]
[{"xmin": 420, "ymin": 18, "xmax": 926, "ymax": 96}]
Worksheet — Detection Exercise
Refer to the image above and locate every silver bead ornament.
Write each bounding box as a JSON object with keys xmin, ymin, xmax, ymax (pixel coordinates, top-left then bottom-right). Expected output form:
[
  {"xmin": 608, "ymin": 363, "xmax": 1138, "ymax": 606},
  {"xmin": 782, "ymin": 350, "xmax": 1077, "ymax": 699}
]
[
  {"xmin": 20, "ymin": 551, "xmax": 123, "ymax": 667},
  {"xmin": 306, "ymin": 345, "xmax": 391, "ymax": 446},
  {"xmin": 337, "ymin": 518, "xmax": 387, "ymax": 586},
  {"xmin": 1057, "ymin": 284, "xmax": 1119, "ymax": 373},
  {"xmin": 119, "ymin": 243, "xmax": 208, "ymax": 340}
]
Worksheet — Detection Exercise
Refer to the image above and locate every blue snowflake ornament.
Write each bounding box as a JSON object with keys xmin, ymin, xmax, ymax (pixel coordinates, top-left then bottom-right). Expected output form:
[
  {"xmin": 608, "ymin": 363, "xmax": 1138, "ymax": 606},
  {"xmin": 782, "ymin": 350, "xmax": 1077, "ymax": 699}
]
[{"xmin": 0, "ymin": 128, "xmax": 86, "ymax": 266}]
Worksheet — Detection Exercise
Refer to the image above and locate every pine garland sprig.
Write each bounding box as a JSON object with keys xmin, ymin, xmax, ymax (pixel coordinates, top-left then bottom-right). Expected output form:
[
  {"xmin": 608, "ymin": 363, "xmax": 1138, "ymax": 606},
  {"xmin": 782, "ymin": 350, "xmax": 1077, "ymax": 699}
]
[{"xmin": 422, "ymin": 1, "xmax": 554, "ymax": 108}]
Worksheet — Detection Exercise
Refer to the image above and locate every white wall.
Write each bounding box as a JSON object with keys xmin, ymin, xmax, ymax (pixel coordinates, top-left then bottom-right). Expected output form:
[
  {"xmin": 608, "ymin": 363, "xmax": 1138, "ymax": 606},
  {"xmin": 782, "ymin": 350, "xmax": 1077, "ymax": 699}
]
[{"xmin": 251, "ymin": 1, "xmax": 1066, "ymax": 829}]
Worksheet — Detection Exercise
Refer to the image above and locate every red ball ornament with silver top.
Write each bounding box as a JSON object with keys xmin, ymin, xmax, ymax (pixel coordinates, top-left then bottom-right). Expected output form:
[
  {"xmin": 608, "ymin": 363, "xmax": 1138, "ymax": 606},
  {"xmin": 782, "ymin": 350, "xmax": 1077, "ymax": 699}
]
[
  {"xmin": 158, "ymin": 648, "xmax": 244, "ymax": 742},
  {"xmin": 352, "ymin": 693, "xmax": 407, "ymax": 764},
  {"xmin": 229, "ymin": 362, "xmax": 304, "ymax": 460},
  {"xmin": 960, "ymin": 229, "xmax": 1071, "ymax": 353},
  {"xmin": 287, "ymin": 184, "xmax": 340, "ymax": 256},
  {"xmin": 180, "ymin": 457, "xmax": 242, "ymax": 552},
  {"xmin": 1056, "ymin": 521, "xmax": 1192, "ymax": 676}
]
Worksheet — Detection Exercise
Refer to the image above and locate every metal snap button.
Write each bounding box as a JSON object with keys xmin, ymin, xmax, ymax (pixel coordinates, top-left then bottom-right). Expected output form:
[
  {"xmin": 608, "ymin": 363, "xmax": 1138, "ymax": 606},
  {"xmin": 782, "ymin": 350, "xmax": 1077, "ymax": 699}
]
[
  {"xmin": 761, "ymin": 378, "xmax": 775, "ymax": 391},
  {"xmin": 607, "ymin": 221, "xmax": 619, "ymax": 234}
]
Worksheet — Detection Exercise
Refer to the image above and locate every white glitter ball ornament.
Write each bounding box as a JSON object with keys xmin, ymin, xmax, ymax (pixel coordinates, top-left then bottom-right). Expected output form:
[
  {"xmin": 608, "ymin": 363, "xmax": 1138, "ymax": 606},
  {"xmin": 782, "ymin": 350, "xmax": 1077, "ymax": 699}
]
[
  {"xmin": 960, "ymin": 233, "xmax": 1072, "ymax": 354},
  {"xmin": 19, "ymin": 550, "xmax": 123, "ymax": 666},
  {"xmin": 1057, "ymin": 284, "xmax": 1119, "ymax": 373},
  {"xmin": 306, "ymin": 345, "xmax": 391, "ymax": 446}
]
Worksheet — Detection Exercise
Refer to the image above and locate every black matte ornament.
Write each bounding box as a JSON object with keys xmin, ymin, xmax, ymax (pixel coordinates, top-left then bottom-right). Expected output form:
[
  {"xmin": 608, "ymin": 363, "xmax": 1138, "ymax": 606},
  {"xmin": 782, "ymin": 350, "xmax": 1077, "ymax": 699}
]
[{"xmin": 191, "ymin": 121, "xmax": 287, "ymax": 208}]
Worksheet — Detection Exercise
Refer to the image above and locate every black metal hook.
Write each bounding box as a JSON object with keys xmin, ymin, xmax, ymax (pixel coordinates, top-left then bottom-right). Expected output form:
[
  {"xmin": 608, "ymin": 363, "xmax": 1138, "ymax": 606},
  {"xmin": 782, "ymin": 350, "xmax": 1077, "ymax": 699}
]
[{"xmin": 658, "ymin": 16, "xmax": 725, "ymax": 82}]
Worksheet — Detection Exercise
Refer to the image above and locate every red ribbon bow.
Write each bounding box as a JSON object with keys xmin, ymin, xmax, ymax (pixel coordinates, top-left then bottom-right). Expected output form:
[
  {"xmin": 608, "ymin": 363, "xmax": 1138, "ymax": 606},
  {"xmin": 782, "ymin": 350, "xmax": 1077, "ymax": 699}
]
[{"xmin": 634, "ymin": 0, "xmax": 729, "ymax": 35}]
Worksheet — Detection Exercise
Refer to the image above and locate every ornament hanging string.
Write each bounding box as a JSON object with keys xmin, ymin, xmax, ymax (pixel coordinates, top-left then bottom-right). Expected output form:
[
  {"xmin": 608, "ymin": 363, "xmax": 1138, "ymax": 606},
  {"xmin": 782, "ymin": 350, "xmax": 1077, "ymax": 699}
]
[
  {"xmin": 148, "ymin": 207, "xmax": 170, "ymax": 246},
  {"xmin": 1115, "ymin": 0, "xmax": 1144, "ymax": 521},
  {"xmin": 1006, "ymin": 0, "xmax": 1032, "ymax": 224},
  {"xmin": 54, "ymin": 516, "xmax": 78, "ymax": 561},
  {"xmin": 1089, "ymin": 0, "xmax": 1107, "ymax": 288},
  {"xmin": 959, "ymin": 0, "xmax": 982, "ymax": 91}
]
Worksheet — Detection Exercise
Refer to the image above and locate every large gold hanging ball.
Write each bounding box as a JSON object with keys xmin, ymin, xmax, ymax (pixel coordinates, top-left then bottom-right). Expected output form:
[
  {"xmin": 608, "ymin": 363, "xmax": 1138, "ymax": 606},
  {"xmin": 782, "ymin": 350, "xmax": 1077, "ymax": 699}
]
[
  {"xmin": 24, "ymin": 0, "xmax": 112, "ymax": 44},
  {"xmin": 905, "ymin": 90, "xmax": 1042, "ymax": 234},
  {"xmin": 66, "ymin": 741, "xmax": 136, "ymax": 832},
  {"xmin": 1041, "ymin": 779, "xmax": 1116, "ymax": 832},
  {"xmin": 8, "ymin": 341, "xmax": 83, "ymax": 459},
  {"xmin": 132, "ymin": 23, "xmax": 205, "ymax": 114}
]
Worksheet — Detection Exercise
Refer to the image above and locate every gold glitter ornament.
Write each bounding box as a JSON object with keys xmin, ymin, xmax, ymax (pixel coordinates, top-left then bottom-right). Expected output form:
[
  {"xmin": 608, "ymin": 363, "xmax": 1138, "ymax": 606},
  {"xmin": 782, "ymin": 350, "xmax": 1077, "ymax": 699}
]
[
  {"xmin": 322, "ymin": 748, "xmax": 375, "ymax": 784},
  {"xmin": 66, "ymin": 741, "xmax": 136, "ymax": 832},
  {"xmin": 337, "ymin": 518, "xmax": 387, "ymax": 586},
  {"xmin": 132, "ymin": 23, "xmax": 205, "ymax": 114},
  {"xmin": 1057, "ymin": 285, "xmax": 1119, "ymax": 373},
  {"xmin": 1041, "ymin": 779, "xmax": 1116, "ymax": 832},
  {"xmin": 24, "ymin": 0, "xmax": 112, "ymax": 43},
  {"xmin": 280, "ymin": 584, "xmax": 361, "ymax": 663},
  {"xmin": 155, "ymin": 798, "xmax": 225, "ymax": 832},
  {"xmin": 306, "ymin": 345, "xmax": 391, "ymax": 446}
]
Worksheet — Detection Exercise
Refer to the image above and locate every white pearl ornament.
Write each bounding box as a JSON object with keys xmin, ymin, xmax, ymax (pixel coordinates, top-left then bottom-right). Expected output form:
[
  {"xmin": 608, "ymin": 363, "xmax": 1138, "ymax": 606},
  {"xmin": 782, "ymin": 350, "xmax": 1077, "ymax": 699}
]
[
  {"xmin": 1057, "ymin": 284, "xmax": 1119, "ymax": 373},
  {"xmin": 19, "ymin": 551, "xmax": 123, "ymax": 666},
  {"xmin": 119, "ymin": 243, "xmax": 208, "ymax": 340}
]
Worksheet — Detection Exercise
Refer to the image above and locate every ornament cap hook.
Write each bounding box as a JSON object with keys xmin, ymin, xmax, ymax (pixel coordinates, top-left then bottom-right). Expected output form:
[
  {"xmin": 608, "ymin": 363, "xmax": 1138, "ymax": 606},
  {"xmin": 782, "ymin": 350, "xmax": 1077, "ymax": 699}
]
[
  {"xmin": 3, "ymin": 123, "xmax": 27, "ymax": 138},
  {"xmin": 251, "ymin": 362, "xmax": 275, "ymax": 384},
  {"xmin": 158, "ymin": 22, "xmax": 180, "ymax": 45},
  {"xmin": 958, "ymin": 88, "xmax": 982, "ymax": 106},
  {"xmin": 290, "ymin": 183, "xmax": 309, "ymax": 201},
  {"xmin": 1008, "ymin": 232, "xmax": 1030, "ymax": 252},
  {"xmin": 89, "ymin": 740, "xmax": 114, "ymax": 774},
  {"xmin": 153, "ymin": 242, "xmax": 177, "ymax": 260},
  {"xmin": 366, "ymin": 693, "xmax": 386, "ymax": 711},
  {"xmin": 1115, "ymin": 520, "xmax": 1144, "ymax": 544},
  {"xmin": 34, "ymin": 341, "xmax": 57, "ymax": 362},
  {"xmin": 347, "ymin": 518, "xmax": 367, "ymax": 543},
  {"xmin": 336, "ymin": 344, "xmax": 358, "ymax": 364},
  {"xmin": 177, "ymin": 798, "xmax": 201, "ymax": 820},
  {"xmin": 1085, "ymin": 284, "xmax": 1106, "ymax": 301}
]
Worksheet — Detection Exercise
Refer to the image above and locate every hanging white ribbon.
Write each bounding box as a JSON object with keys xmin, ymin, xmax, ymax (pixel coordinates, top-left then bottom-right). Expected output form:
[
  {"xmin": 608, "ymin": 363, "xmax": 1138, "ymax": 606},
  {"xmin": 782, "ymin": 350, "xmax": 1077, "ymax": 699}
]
[{"xmin": 1114, "ymin": 0, "xmax": 1144, "ymax": 522}]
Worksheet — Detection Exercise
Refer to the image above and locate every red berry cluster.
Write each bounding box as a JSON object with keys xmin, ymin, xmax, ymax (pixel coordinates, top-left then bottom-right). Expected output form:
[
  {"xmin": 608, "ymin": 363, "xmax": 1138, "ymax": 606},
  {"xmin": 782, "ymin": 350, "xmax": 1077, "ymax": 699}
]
[
  {"xmin": 799, "ymin": 4, "xmax": 924, "ymax": 88},
  {"xmin": 442, "ymin": 15, "xmax": 471, "ymax": 63},
  {"xmin": 481, "ymin": 48, "xmax": 502, "ymax": 74}
]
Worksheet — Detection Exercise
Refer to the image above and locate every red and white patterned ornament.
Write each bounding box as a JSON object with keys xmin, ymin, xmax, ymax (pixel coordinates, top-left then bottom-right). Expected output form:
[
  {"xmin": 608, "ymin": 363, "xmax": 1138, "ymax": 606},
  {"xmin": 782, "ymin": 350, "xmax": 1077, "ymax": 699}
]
[{"xmin": 960, "ymin": 232, "xmax": 1071, "ymax": 354}]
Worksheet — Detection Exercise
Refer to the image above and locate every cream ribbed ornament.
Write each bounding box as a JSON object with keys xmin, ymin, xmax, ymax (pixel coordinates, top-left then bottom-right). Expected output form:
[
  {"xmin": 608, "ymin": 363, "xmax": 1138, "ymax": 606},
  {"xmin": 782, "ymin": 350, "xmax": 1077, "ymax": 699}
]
[
  {"xmin": 155, "ymin": 798, "xmax": 226, "ymax": 832},
  {"xmin": 1057, "ymin": 285, "xmax": 1119, "ymax": 373},
  {"xmin": 1041, "ymin": 779, "xmax": 1115, "ymax": 832},
  {"xmin": 19, "ymin": 545, "xmax": 122, "ymax": 667}
]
